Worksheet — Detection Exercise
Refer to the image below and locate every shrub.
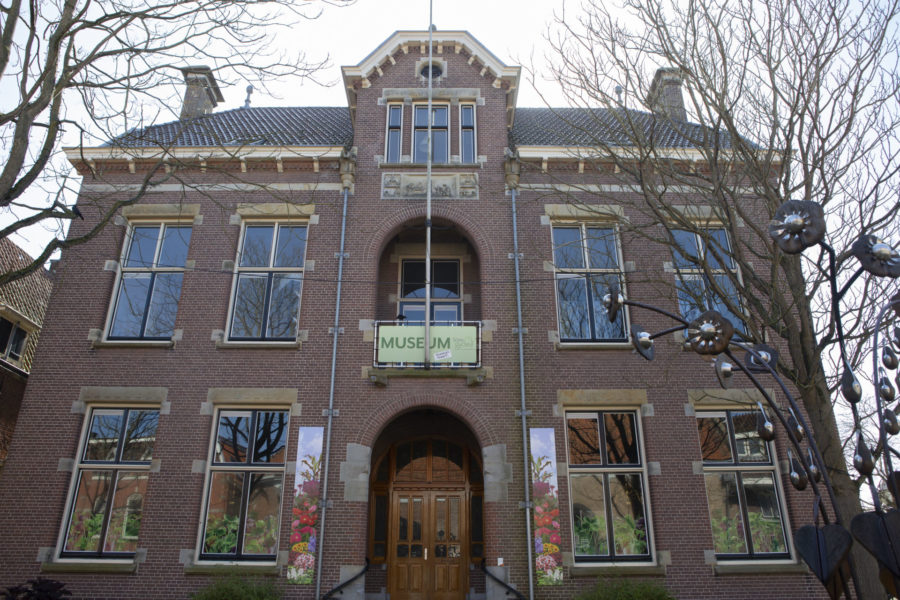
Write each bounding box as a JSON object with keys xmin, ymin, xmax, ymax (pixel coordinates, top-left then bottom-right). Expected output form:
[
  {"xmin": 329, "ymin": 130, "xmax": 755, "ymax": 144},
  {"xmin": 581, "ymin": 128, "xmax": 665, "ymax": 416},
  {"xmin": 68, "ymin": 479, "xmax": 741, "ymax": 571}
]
[
  {"xmin": 190, "ymin": 575, "xmax": 281, "ymax": 600},
  {"xmin": 2, "ymin": 577, "xmax": 72, "ymax": 600},
  {"xmin": 574, "ymin": 578, "xmax": 675, "ymax": 600}
]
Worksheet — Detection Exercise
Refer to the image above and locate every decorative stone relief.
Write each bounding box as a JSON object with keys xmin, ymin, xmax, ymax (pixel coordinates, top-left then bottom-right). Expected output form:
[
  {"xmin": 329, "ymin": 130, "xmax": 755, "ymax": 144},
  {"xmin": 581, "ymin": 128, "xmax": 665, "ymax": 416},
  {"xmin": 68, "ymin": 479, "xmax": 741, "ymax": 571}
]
[{"xmin": 382, "ymin": 173, "xmax": 478, "ymax": 200}]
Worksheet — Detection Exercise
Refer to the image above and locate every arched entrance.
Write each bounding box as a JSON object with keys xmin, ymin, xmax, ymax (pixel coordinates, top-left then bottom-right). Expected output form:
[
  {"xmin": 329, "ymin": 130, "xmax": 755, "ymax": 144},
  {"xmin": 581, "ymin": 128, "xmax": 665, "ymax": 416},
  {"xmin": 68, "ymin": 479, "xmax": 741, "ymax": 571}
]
[{"xmin": 368, "ymin": 410, "xmax": 484, "ymax": 600}]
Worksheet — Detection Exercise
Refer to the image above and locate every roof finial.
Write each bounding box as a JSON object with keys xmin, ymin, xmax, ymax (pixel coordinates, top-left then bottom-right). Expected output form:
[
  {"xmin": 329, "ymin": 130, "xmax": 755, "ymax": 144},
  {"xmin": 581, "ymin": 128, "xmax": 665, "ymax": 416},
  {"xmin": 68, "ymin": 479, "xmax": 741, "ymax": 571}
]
[
  {"xmin": 614, "ymin": 85, "xmax": 623, "ymax": 104},
  {"xmin": 244, "ymin": 84, "xmax": 254, "ymax": 108}
]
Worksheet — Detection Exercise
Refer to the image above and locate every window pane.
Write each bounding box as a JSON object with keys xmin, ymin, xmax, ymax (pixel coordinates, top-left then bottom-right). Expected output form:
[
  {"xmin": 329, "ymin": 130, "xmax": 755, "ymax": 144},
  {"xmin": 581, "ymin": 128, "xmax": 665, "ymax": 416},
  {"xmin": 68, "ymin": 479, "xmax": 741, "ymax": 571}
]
[
  {"xmin": 216, "ymin": 412, "xmax": 251, "ymax": 463},
  {"xmin": 675, "ymin": 274, "xmax": 706, "ymax": 323},
  {"xmin": 556, "ymin": 276, "xmax": 590, "ymax": 340},
  {"xmin": 109, "ymin": 274, "xmax": 151, "ymax": 338},
  {"xmin": 586, "ymin": 228, "xmax": 618, "ymax": 269},
  {"xmin": 387, "ymin": 129, "xmax": 401, "ymax": 163},
  {"xmin": 571, "ymin": 474, "xmax": 608, "ymax": 556},
  {"xmin": 710, "ymin": 274, "xmax": 744, "ymax": 333},
  {"xmin": 125, "ymin": 226, "xmax": 160, "ymax": 268},
  {"xmin": 0, "ymin": 318, "xmax": 12, "ymax": 351},
  {"xmin": 605, "ymin": 413, "xmax": 639, "ymax": 465},
  {"xmin": 240, "ymin": 226, "xmax": 274, "ymax": 267},
  {"xmin": 705, "ymin": 472, "xmax": 748, "ymax": 554},
  {"xmin": 266, "ymin": 274, "xmax": 302, "ymax": 339},
  {"xmin": 389, "ymin": 105, "xmax": 402, "ymax": 127},
  {"xmin": 732, "ymin": 412, "xmax": 769, "ymax": 463},
  {"xmin": 7, "ymin": 326, "xmax": 26, "ymax": 360},
  {"xmin": 567, "ymin": 415, "xmax": 602, "ymax": 465},
  {"xmin": 672, "ymin": 229, "xmax": 699, "ymax": 270},
  {"xmin": 609, "ymin": 474, "xmax": 648, "ymax": 555},
  {"xmin": 461, "ymin": 130, "xmax": 475, "ymax": 164},
  {"xmin": 85, "ymin": 410, "xmax": 123, "ymax": 462},
  {"xmin": 471, "ymin": 495, "xmax": 483, "ymax": 543},
  {"xmin": 231, "ymin": 274, "xmax": 267, "ymax": 338},
  {"xmin": 399, "ymin": 302, "xmax": 426, "ymax": 322},
  {"xmin": 461, "ymin": 105, "xmax": 474, "ymax": 127},
  {"xmin": 157, "ymin": 226, "xmax": 191, "ymax": 268},
  {"xmin": 402, "ymin": 261, "xmax": 426, "ymax": 298},
  {"xmin": 242, "ymin": 473, "xmax": 283, "ymax": 555},
  {"xmin": 433, "ymin": 261, "xmax": 459, "ymax": 298},
  {"xmin": 203, "ymin": 472, "xmax": 244, "ymax": 554},
  {"xmin": 414, "ymin": 106, "xmax": 429, "ymax": 127},
  {"xmin": 432, "ymin": 107, "xmax": 448, "ymax": 127},
  {"xmin": 274, "ymin": 226, "xmax": 307, "ymax": 268},
  {"xmin": 552, "ymin": 227, "xmax": 585, "ymax": 269},
  {"xmin": 414, "ymin": 130, "xmax": 428, "ymax": 163},
  {"xmin": 64, "ymin": 469, "xmax": 112, "ymax": 552},
  {"xmin": 254, "ymin": 411, "xmax": 287, "ymax": 464},
  {"xmin": 698, "ymin": 415, "xmax": 733, "ymax": 462},
  {"xmin": 374, "ymin": 494, "xmax": 388, "ymax": 542},
  {"xmin": 589, "ymin": 274, "xmax": 626, "ymax": 340},
  {"xmin": 143, "ymin": 272, "xmax": 183, "ymax": 338},
  {"xmin": 432, "ymin": 130, "xmax": 448, "ymax": 164},
  {"xmin": 706, "ymin": 229, "xmax": 734, "ymax": 270},
  {"xmin": 104, "ymin": 472, "xmax": 148, "ymax": 553},
  {"xmin": 432, "ymin": 304, "xmax": 460, "ymax": 323},
  {"xmin": 743, "ymin": 472, "xmax": 787, "ymax": 553},
  {"xmin": 121, "ymin": 410, "xmax": 159, "ymax": 462}
]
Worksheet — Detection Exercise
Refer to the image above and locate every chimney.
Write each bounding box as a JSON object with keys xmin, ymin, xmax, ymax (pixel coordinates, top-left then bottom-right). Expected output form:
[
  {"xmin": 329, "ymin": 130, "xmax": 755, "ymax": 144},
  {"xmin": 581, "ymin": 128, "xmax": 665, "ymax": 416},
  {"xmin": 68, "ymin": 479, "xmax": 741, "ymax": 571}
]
[
  {"xmin": 647, "ymin": 67, "xmax": 686, "ymax": 122},
  {"xmin": 179, "ymin": 66, "xmax": 224, "ymax": 120}
]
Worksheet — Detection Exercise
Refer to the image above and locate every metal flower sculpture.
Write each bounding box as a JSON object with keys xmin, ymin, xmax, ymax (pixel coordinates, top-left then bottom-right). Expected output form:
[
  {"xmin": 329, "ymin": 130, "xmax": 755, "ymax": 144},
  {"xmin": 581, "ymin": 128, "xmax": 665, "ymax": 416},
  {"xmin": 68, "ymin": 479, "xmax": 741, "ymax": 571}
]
[
  {"xmin": 610, "ymin": 199, "xmax": 900, "ymax": 599},
  {"xmin": 851, "ymin": 234, "xmax": 900, "ymax": 278},
  {"xmin": 768, "ymin": 200, "xmax": 826, "ymax": 254}
]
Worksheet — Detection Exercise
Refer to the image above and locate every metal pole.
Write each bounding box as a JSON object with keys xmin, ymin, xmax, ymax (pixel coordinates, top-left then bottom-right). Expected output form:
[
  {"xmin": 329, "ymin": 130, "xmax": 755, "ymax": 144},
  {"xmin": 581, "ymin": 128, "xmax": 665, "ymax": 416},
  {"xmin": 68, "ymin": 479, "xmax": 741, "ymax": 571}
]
[{"xmin": 423, "ymin": 0, "xmax": 434, "ymax": 367}]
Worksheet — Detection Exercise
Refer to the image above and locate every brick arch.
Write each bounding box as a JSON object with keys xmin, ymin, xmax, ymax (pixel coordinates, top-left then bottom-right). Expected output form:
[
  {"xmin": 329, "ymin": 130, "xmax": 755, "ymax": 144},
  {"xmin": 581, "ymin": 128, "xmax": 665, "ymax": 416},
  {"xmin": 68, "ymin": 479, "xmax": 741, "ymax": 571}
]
[
  {"xmin": 362, "ymin": 202, "xmax": 498, "ymax": 269},
  {"xmin": 355, "ymin": 392, "xmax": 499, "ymax": 451}
]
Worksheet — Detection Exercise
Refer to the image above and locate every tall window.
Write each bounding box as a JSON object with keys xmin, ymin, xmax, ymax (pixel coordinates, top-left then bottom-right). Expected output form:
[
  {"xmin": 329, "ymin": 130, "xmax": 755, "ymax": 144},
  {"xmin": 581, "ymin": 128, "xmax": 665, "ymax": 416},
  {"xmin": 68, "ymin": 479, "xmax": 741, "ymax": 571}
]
[
  {"xmin": 566, "ymin": 410, "xmax": 651, "ymax": 562},
  {"xmin": 413, "ymin": 105, "xmax": 449, "ymax": 164},
  {"xmin": 386, "ymin": 104, "xmax": 402, "ymax": 163},
  {"xmin": 460, "ymin": 104, "xmax": 476, "ymax": 164},
  {"xmin": 0, "ymin": 317, "xmax": 27, "ymax": 363},
  {"xmin": 551, "ymin": 225, "xmax": 626, "ymax": 342},
  {"xmin": 398, "ymin": 259, "xmax": 461, "ymax": 323},
  {"xmin": 61, "ymin": 408, "xmax": 159, "ymax": 557},
  {"xmin": 200, "ymin": 409, "xmax": 287, "ymax": 560},
  {"xmin": 229, "ymin": 223, "xmax": 306, "ymax": 341},
  {"xmin": 697, "ymin": 410, "xmax": 789, "ymax": 558},
  {"xmin": 108, "ymin": 223, "xmax": 191, "ymax": 339},
  {"xmin": 672, "ymin": 228, "xmax": 744, "ymax": 331}
]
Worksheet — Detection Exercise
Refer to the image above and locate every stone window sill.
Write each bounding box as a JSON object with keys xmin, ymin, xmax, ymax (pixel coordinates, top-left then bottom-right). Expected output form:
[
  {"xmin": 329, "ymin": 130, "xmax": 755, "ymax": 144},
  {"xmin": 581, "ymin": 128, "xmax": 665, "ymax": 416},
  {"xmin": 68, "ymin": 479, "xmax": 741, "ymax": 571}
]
[
  {"xmin": 555, "ymin": 341, "xmax": 632, "ymax": 351},
  {"xmin": 92, "ymin": 339, "xmax": 175, "ymax": 349},
  {"xmin": 713, "ymin": 560, "xmax": 807, "ymax": 575},
  {"xmin": 183, "ymin": 562, "xmax": 280, "ymax": 576},
  {"xmin": 41, "ymin": 559, "xmax": 137, "ymax": 574},
  {"xmin": 569, "ymin": 563, "xmax": 666, "ymax": 576},
  {"xmin": 215, "ymin": 340, "xmax": 302, "ymax": 349}
]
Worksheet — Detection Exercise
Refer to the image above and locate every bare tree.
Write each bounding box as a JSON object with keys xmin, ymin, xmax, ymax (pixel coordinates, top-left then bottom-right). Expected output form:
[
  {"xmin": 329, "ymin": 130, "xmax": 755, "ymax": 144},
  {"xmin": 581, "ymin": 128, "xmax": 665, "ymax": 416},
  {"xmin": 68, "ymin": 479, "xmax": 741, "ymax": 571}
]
[
  {"xmin": 537, "ymin": 0, "xmax": 900, "ymax": 597},
  {"xmin": 0, "ymin": 0, "xmax": 344, "ymax": 286}
]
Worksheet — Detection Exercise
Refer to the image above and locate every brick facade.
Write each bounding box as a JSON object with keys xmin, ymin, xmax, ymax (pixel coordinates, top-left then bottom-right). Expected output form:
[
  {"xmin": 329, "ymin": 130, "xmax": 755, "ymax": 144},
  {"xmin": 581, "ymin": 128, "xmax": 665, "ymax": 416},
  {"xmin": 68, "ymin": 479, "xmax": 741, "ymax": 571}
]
[{"xmin": 0, "ymin": 31, "xmax": 826, "ymax": 599}]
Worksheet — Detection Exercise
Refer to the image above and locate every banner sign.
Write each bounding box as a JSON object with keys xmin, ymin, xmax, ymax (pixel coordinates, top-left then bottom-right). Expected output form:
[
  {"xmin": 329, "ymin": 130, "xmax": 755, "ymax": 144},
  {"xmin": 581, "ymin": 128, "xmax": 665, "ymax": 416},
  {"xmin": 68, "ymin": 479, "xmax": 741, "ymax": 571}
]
[
  {"xmin": 376, "ymin": 325, "xmax": 478, "ymax": 364},
  {"xmin": 530, "ymin": 428, "xmax": 563, "ymax": 585},
  {"xmin": 287, "ymin": 426, "xmax": 324, "ymax": 584}
]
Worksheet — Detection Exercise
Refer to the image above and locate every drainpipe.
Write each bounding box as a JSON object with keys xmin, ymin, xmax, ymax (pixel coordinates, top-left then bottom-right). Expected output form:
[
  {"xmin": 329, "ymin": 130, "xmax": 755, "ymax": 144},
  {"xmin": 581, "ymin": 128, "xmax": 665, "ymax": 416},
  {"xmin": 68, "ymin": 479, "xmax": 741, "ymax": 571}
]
[
  {"xmin": 506, "ymin": 150, "xmax": 535, "ymax": 600},
  {"xmin": 315, "ymin": 148, "xmax": 355, "ymax": 599},
  {"xmin": 423, "ymin": 2, "xmax": 434, "ymax": 368}
]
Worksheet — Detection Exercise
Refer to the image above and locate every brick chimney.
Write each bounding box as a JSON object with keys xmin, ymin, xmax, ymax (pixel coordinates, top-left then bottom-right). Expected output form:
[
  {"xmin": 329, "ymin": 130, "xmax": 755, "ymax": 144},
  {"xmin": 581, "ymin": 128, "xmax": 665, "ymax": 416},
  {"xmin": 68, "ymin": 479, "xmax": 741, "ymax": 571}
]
[
  {"xmin": 179, "ymin": 66, "xmax": 224, "ymax": 120},
  {"xmin": 647, "ymin": 67, "xmax": 686, "ymax": 122}
]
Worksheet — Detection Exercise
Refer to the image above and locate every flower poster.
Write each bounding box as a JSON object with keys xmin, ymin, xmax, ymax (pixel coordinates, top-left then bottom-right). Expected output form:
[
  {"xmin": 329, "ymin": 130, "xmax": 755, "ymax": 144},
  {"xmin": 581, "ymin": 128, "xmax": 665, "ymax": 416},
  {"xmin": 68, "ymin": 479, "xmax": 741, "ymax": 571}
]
[
  {"xmin": 287, "ymin": 426, "xmax": 324, "ymax": 584},
  {"xmin": 530, "ymin": 428, "xmax": 563, "ymax": 585}
]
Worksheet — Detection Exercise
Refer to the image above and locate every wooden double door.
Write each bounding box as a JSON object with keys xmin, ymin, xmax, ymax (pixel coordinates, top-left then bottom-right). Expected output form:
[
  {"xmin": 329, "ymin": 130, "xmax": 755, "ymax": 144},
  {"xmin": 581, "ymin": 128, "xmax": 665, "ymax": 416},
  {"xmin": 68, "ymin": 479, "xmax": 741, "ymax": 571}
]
[{"xmin": 390, "ymin": 489, "xmax": 467, "ymax": 600}]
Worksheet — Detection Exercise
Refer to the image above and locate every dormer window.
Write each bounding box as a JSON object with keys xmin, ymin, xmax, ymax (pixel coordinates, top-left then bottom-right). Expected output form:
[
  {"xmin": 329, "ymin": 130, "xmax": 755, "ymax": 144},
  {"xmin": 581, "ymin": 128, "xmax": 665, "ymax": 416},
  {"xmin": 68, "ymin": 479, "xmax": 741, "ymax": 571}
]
[{"xmin": 0, "ymin": 317, "xmax": 27, "ymax": 363}]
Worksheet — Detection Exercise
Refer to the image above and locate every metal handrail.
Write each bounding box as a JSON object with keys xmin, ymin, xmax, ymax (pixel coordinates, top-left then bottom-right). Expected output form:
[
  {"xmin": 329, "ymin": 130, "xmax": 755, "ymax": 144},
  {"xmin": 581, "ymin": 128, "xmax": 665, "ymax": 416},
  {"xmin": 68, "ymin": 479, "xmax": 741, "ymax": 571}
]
[
  {"xmin": 321, "ymin": 558, "xmax": 370, "ymax": 600},
  {"xmin": 480, "ymin": 559, "xmax": 526, "ymax": 600}
]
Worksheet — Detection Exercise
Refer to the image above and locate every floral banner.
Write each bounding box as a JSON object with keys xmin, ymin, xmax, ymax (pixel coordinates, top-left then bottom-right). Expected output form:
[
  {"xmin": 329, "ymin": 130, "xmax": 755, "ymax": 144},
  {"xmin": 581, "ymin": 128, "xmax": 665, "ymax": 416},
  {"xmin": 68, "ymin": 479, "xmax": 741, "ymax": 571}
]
[
  {"xmin": 530, "ymin": 428, "xmax": 563, "ymax": 585},
  {"xmin": 287, "ymin": 426, "xmax": 324, "ymax": 584}
]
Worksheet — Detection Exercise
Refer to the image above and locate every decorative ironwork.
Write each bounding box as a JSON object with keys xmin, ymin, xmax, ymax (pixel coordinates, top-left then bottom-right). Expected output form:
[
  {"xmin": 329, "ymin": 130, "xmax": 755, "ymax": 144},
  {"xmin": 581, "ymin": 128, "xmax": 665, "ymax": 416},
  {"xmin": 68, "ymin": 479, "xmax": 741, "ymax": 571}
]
[{"xmin": 602, "ymin": 202, "xmax": 900, "ymax": 599}]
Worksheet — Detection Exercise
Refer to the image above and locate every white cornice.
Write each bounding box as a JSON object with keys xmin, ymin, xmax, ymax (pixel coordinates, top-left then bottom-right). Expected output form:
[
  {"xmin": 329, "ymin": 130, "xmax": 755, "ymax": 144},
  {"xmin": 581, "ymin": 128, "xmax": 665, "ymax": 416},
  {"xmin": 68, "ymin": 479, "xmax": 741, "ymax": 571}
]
[
  {"xmin": 63, "ymin": 146, "xmax": 345, "ymax": 165},
  {"xmin": 515, "ymin": 145, "xmax": 710, "ymax": 161}
]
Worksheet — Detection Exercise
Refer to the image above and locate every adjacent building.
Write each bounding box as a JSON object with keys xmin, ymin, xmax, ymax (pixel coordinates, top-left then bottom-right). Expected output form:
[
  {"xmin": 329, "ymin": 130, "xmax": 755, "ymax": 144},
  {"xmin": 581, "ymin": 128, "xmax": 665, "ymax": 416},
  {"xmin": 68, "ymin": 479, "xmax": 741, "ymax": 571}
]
[{"xmin": 0, "ymin": 31, "xmax": 826, "ymax": 599}]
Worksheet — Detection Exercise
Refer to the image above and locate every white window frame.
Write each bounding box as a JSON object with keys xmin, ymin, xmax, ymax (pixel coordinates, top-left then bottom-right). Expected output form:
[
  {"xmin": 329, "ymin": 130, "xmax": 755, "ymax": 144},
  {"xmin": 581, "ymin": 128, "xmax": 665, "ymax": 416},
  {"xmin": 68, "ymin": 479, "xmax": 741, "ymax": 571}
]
[
  {"xmin": 385, "ymin": 103, "xmax": 403, "ymax": 164},
  {"xmin": 104, "ymin": 221, "xmax": 192, "ymax": 341},
  {"xmin": 412, "ymin": 103, "xmax": 450, "ymax": 164},
  {"xmin": 551, "ymin": 223, "xmax": 629, "ymax": 343},
  {"xmin": 0, "ymin": 316, "xmax": 28, "ymax": 365},
  {"xmin": 225, "ymin": 221, "xmax": 307, "ymax": 343},
  {"xmin": 459, "ymin": 103, "xmax": 477, "ymax": 164},
  {"xmin": 396, "ymin": 255, "xmax": 464, "ymax": 323},
  {"xmin": 564, "ymin": 409, "xmax": 654, "ymax": 564}
]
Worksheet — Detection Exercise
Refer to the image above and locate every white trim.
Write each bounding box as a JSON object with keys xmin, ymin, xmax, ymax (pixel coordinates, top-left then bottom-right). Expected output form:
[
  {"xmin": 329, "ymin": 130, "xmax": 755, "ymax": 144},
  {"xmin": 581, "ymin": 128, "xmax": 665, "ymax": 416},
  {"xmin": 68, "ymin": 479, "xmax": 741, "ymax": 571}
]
[
  {"xmin": 522, "ymin": 183, "xmax": 757, "ymax": 195},
  {"xmin": 459, "ymin": 103, "xmax": 477, "ymax": 165},
  {"xmin": 384, "ymin": 103, "xmax": 404, "ymax": 164},
  {"xmin": 79, "ymin": 183, "xmax": 344, "ymax": 193},
  {"xmin": 64, "ymin": 146, "xmax": 345, "ymax": 163}
]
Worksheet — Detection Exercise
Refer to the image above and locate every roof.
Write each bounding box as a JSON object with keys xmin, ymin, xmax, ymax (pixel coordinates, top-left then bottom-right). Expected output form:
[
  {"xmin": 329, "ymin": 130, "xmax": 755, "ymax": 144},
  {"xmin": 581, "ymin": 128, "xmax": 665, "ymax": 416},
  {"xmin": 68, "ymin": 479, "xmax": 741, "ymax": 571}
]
[
  {"xmin": 110, "ymin": 106, "xmax": 354, "ymax": 148},
  {"xmin": 509, "ymin": 107, "xmax": 741, "ymax": 149},
  {"xmin": 0, "ymin": 238, "xmax": 52, "ymax": 328}
]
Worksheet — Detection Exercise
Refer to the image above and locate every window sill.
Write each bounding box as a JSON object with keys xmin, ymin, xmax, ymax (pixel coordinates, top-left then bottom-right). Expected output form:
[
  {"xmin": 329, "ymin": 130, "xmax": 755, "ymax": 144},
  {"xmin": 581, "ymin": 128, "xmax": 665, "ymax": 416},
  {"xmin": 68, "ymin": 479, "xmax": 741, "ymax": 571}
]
[
  {"xmin": 215, "ymin": 340, "xmax": 302, "ymax": 350},
  {"xmin": 713, "ymin": 560, "xmax": 807, "ymax": 575},
  {"xmin": 41, "ymin": 558, "xmax": 137, "ymax": 574},
  {"xmin": 91, "ymin": 339, "xmax": 175, "ymax": 349},
  {"xmin": 568, "ymin": 563, "xmax": 666, "ymax": 576},
  {"xmin": 184, "ymin": 561, "xmax": 280, "ymax": 576},
  {"xmin": 555, "ymin": 341, "xmax": 632, "ymax": 351},
  {"xmin": 379, "ymin": 161, "xmax": 482, "ymax": 169}
]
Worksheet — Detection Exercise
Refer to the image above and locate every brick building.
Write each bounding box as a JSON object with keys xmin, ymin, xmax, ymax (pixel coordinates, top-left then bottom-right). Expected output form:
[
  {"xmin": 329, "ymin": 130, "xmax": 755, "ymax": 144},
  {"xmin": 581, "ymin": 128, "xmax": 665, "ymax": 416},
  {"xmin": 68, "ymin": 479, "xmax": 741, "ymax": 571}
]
[{"xmin": 0, "ymin": 30, "xmax": 827, "ymax": 599}]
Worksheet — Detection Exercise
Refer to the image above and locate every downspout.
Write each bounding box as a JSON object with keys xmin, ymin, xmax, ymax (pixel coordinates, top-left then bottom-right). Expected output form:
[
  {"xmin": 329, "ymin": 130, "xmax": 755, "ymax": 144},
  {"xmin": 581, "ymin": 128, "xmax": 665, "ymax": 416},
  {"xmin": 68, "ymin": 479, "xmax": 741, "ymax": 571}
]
[
  {"xmin": 506, "ymin": 150, "xmax": 535, "ymax": 600},
  {"xmin": 315, "ymin": 148, "xmax": 355, "ymax": 599},
  {"xmin": 423, "ymin": 2, "xmax": 434, "ymax": 368}
]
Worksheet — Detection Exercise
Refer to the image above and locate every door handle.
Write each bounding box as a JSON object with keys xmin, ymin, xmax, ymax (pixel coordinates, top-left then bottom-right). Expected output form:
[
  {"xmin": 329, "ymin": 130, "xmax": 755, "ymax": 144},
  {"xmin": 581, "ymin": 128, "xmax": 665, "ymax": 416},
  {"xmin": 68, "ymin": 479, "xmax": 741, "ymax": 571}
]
[{"xmin": 425, "ymin": 547, "xmax": 428, "ymax": 560}]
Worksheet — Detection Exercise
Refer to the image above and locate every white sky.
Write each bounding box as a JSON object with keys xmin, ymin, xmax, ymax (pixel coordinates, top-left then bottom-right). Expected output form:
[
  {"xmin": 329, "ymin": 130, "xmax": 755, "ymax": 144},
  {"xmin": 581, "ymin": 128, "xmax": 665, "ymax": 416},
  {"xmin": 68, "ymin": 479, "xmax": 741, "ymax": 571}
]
[{"xmin": 6, "ymin": 0, "xmax": 567, "ymax": 260}]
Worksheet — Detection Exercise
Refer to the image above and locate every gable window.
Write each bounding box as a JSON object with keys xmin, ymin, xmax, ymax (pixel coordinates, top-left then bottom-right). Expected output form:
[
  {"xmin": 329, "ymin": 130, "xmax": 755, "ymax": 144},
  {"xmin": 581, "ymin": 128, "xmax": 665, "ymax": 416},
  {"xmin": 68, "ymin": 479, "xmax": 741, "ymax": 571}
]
[
  {"xmin": 0, "ymin": 317, "xmax": 27, "ymax": 363},
  {"xmin": 697, "ymin": 410, "xmax": 789, "ymax": 558},
  {"xmin": 398, "ymin": 259, "xmax": 461, "ymax": 323},
  {"xmin": 61, "ymin": 408, "xmax": 159, "ymax": 557},
  {"xmin": 566, "ymin": 410, "xmax": 651, "ymax": 562},
  {"xmin": 228, "ymin": 223, "xmax": 306, "ymax": 341},
  {"xmin": 551, "ymin": 225, "xmax": 627, "ymax": 342},
  {"xmin": 460, "ymin": 104, "xmax": 476, "ymax": 164},
  {"xmin": 200, "ymin": 409, "xmax": 287, "ymax": 560},
  {"xmin": 108, "ymin": 223, "xmax": 191, "ymax": 340},
  {"xmin": 386, "ymin": 104, "xmax": 403, "ymax": 163},
  {"xmin": 413, "ymin": 105, "xmax": 449, "ymax": 164},
  {"xmin": 672, "ymin": 228, "xmax": 744, "ymax": 332}
]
